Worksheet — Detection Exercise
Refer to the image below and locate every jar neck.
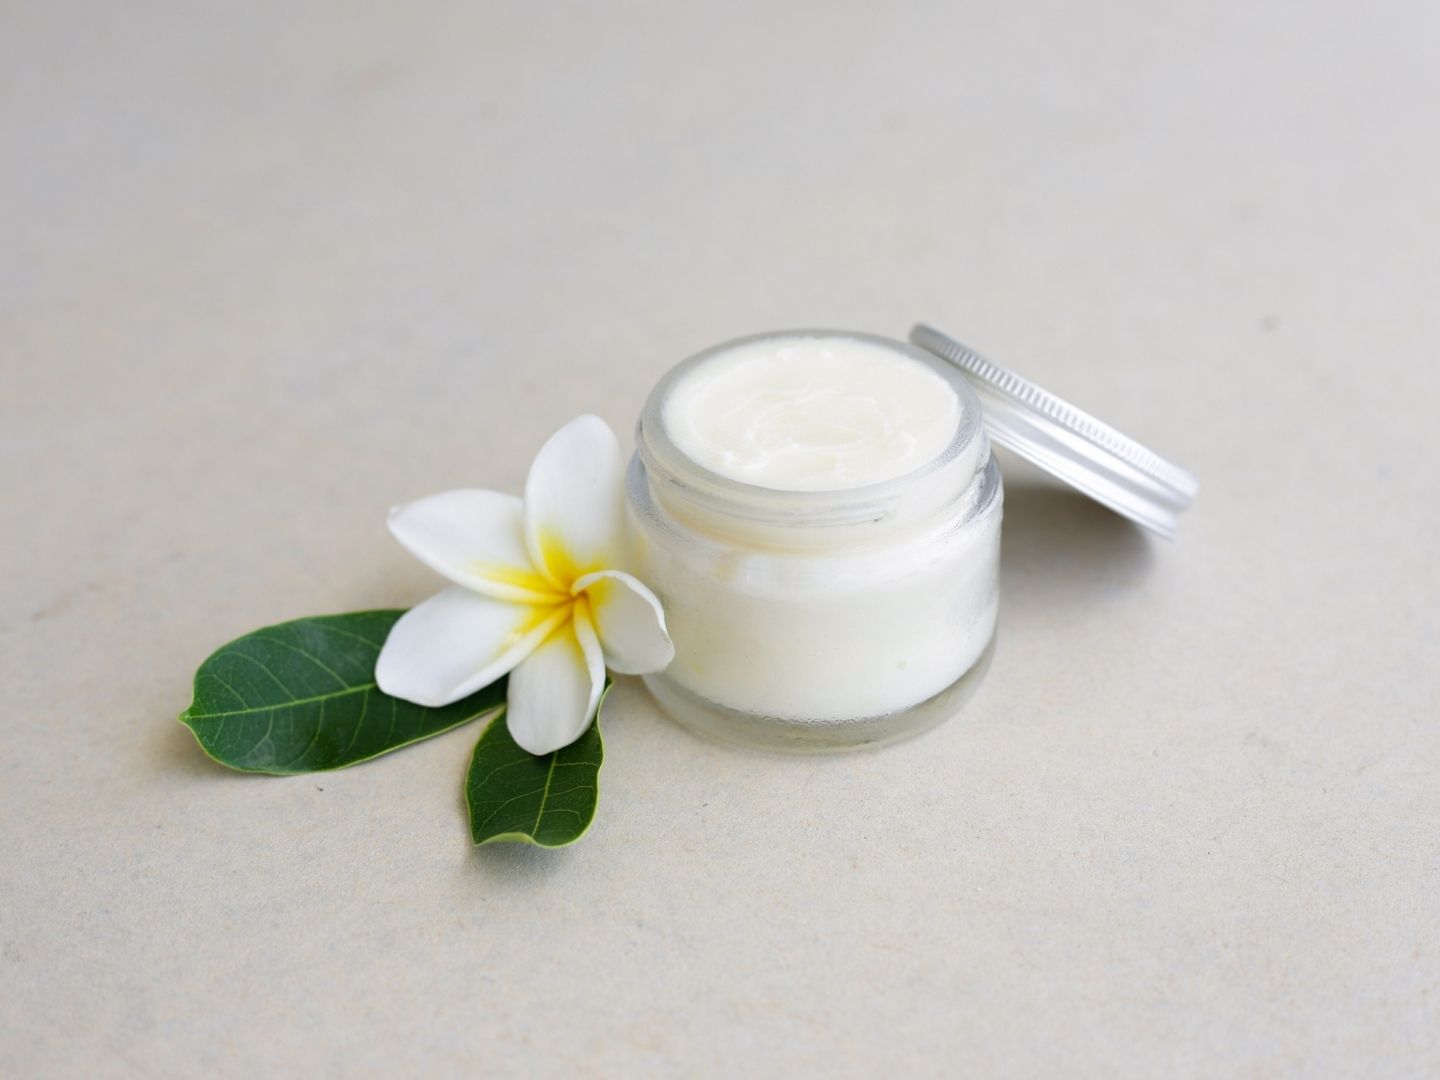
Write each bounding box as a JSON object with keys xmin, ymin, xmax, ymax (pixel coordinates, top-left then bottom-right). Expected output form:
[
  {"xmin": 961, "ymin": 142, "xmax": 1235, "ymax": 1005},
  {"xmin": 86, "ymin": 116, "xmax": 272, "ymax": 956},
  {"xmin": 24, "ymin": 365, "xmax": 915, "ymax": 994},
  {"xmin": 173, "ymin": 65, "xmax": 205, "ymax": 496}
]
[
  {"xmin": 631, "ymin": 329, "xmax": 995, "ymax": 552},
  {"xmin": 631, "ymin": 429, "xmax": 997, "ymax": 553}
]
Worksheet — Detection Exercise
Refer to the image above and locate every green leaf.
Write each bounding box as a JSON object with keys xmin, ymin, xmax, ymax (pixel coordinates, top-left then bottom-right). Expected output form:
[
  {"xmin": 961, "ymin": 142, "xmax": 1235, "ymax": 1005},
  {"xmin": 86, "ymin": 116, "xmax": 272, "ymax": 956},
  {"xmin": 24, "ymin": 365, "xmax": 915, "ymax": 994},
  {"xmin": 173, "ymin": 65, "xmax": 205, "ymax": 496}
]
[
  {"xmin": 465, "ymin": 686, "xmax": 608, "ymax": 847},
  {"xmin": 180, "ymin": 610, "xmax": 506, "ymax": 774}
]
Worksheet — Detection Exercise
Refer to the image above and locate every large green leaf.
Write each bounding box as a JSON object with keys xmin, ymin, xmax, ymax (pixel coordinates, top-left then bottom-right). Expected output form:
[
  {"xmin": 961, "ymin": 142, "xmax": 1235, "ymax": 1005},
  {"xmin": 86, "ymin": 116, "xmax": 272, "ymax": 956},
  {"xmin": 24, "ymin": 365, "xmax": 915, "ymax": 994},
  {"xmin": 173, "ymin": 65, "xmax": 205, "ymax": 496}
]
[
  {"xmin": 181, "ymin": 611, "xmax": 506, "ymax": 774},
  {"xmin": 466, "ymin": 687, "xmax": 607, "ymax": 847}
]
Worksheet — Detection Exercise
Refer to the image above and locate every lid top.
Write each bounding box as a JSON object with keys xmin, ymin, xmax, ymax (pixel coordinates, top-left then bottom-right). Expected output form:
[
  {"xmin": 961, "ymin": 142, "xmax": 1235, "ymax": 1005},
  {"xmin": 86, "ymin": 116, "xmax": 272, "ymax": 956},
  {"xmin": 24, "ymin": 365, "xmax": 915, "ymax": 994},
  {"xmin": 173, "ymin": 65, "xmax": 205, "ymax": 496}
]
[{"xmin": 910, "ymin": 324, "xmax": 1198, "ymax": 538}]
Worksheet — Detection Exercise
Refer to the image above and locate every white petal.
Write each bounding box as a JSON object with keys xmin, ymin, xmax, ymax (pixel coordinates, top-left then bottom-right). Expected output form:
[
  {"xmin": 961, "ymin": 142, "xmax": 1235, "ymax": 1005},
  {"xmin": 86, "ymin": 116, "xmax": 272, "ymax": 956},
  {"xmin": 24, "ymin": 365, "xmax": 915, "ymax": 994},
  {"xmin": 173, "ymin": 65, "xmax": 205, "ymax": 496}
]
[
  {"xmin": 506, "ymin": 606, "xmax": 604, "ymax": 755},
  {"xmin": 389, "ymin": 490, "xmax": 565, "ymax": 605},
  {"xmin": 376, "ymin": 586, "xmax": 569, "ymax": 707},
  {"xmin": 574, "ymin": 569, "xmax": 674, "ymax": 675},
  {"xmin": 523, "ymin": 415, "xmax": 626, "ymax": 589}
]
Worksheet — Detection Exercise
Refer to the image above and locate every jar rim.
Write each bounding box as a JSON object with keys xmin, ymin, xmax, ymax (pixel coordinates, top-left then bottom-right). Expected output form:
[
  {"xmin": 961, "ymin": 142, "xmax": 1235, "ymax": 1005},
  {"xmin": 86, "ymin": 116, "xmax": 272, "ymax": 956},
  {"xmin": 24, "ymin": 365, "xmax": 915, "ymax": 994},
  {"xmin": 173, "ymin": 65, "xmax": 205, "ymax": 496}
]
[{"xmin": 636, "ymin": 329, "xmax": 988, "ymax": 527}]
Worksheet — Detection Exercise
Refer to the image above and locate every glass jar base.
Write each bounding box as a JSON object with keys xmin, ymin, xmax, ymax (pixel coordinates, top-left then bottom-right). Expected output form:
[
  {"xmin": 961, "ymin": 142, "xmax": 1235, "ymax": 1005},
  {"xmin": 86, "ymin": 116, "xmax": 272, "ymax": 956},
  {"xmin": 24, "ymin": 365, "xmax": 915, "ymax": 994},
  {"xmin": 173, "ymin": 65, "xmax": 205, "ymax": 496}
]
[{"xmin": 642, "ymin": 636, "xmax": 996, "ymax": 754}]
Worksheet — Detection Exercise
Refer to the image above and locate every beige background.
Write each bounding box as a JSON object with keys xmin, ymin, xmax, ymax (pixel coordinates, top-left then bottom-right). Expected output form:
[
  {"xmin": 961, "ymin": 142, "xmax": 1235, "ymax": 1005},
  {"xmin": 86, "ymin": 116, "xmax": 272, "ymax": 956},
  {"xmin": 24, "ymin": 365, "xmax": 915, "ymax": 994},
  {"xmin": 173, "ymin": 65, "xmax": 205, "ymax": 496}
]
[{"xmin": 3, "ymin": 1, "xmax": 1437, "ymax": 1076}]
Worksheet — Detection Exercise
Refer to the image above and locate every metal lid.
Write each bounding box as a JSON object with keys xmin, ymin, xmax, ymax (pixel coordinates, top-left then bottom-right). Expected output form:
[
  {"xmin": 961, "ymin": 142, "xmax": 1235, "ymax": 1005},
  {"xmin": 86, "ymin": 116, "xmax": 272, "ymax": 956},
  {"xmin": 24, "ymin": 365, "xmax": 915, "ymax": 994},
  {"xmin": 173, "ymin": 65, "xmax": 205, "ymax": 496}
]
[{"xmin": 910, "ymin": 323, "xmax": 1199, "ymax": 538}]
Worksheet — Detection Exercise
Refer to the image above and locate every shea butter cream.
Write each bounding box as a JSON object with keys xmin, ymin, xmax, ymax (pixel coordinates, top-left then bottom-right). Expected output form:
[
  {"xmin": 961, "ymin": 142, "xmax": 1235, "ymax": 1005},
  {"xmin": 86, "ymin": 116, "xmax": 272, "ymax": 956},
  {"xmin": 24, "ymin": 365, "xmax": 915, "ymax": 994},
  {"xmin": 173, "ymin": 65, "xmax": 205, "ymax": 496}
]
[
  {"xmin": 662, "ymin": 336, "xmax": 960, "ymax": 492},
  {"xmin": 627, "ymin": 331, "xmax": 1002, "ymax": 751}
]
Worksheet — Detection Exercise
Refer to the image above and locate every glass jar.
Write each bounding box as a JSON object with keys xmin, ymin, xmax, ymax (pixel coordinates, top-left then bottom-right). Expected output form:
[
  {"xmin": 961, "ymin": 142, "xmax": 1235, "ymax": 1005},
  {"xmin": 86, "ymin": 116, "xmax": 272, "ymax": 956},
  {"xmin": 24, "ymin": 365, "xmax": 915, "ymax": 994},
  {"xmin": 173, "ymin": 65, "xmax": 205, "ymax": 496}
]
[{"xmin": 625, "ymin": 330, "xmax": 1002, "ymax": 752}]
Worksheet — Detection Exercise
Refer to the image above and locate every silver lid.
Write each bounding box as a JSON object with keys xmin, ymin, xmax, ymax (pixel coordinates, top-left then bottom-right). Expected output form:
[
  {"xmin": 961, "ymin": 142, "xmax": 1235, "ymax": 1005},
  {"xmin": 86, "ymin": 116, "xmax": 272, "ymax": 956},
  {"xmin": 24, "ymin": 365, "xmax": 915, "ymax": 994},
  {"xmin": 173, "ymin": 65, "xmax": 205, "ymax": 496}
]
[{"xmin": 910, "ymin": 323, "xmax": 1199, "ymax": 538}]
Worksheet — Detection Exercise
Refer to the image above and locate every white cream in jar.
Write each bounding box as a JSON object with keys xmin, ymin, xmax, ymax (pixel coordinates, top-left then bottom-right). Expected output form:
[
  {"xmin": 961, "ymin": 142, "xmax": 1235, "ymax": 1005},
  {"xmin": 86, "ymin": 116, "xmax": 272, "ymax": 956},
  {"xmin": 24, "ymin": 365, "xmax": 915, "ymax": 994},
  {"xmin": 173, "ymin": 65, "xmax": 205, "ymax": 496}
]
[
  {"xmin": 662, "ymin": 336, "xmax": 961, "ymax": 492},
  {"xmin": 627, "ymin": 330, "xmax": 1002, "ymax": 751}
]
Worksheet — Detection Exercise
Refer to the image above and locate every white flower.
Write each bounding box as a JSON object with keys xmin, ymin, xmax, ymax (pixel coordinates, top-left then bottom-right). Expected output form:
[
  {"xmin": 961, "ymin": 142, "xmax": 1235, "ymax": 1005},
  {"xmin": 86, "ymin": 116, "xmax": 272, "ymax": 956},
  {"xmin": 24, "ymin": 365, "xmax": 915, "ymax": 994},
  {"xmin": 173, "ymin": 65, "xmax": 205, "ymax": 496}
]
[{"xmin": 376, "ymin": 415, "xmax": 674, "ymax": 754}]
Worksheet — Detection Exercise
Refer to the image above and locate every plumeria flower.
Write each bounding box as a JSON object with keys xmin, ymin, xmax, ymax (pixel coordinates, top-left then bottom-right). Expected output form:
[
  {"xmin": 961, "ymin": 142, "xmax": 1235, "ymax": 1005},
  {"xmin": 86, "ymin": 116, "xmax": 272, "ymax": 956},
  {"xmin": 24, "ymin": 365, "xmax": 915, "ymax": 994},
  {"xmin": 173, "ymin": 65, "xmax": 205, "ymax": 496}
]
[{"xmin": 376, "ymin": 415, "xmax": 674, "ymax": 755}]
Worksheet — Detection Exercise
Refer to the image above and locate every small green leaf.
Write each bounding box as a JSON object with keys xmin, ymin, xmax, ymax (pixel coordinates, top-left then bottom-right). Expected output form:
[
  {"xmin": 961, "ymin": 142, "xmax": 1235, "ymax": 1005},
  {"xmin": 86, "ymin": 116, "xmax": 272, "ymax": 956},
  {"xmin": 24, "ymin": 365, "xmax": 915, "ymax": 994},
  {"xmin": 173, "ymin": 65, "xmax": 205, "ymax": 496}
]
[
  {"xmin": 181, "ymin": 610, "xmax": 505, "ymax": 774},
  {"xmin": 466, "ymin": 687, "xmax": 608, "ymax": 847}
]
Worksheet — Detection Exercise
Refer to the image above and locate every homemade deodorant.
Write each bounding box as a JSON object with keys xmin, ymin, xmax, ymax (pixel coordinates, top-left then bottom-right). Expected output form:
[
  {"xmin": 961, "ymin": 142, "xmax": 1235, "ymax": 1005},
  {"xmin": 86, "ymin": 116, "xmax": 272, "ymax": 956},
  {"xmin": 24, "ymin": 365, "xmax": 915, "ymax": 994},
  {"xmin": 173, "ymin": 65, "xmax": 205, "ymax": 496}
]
[{"xmin": 627, "ymin": 331, "xmax": 1001, "ymax": 750}]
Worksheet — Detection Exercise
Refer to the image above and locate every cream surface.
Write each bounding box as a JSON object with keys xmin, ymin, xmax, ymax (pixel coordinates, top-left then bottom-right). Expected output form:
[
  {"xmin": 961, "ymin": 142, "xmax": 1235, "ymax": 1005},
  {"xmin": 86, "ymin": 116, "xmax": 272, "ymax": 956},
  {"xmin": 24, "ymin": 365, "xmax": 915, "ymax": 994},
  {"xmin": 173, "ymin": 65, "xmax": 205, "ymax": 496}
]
[{"xmin": 662, "ymin": 335, "xmax": 960, "ymax": 491}]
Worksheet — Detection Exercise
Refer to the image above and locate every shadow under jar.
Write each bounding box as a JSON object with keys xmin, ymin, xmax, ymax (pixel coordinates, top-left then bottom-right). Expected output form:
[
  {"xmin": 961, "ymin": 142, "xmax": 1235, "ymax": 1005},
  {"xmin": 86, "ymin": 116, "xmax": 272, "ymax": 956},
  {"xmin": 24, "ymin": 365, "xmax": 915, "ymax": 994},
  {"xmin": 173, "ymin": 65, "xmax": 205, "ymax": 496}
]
[{"xmin": 625, "ymin": 330, "xmax": 1002, "ymax": 752}]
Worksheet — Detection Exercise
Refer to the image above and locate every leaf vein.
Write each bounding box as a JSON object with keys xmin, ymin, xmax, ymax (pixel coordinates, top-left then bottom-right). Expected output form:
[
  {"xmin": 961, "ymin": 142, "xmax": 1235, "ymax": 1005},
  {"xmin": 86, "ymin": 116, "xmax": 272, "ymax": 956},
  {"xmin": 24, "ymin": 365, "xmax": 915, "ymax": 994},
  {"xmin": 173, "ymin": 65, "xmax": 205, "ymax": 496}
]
[
  {"xmin": 251, "ymin": 633, "xmax": 350, "ymax": 689},
  {"xmin": 191, "ymin": 684, "xmax": 375, "ymax": 720},
  {"xmin": 340, "ymin": 691, "xmax": 371, "ymax": 756},
  {"xmin": 281, "ymin": 698, "xmax": 326, "ymax": 769},
  {"xmin": 229, "ymin": 650, "xmax": 294, "ymax": 697}
]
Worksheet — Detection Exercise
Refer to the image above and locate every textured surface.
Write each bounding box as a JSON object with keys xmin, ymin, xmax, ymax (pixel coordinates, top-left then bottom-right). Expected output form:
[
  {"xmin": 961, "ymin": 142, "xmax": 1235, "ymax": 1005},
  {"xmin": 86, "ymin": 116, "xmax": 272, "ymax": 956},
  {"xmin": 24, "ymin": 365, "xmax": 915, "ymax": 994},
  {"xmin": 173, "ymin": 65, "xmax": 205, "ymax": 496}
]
[{"xmin": 3, "ymin": 1, "xmax": 1437, "ymax": 1076}]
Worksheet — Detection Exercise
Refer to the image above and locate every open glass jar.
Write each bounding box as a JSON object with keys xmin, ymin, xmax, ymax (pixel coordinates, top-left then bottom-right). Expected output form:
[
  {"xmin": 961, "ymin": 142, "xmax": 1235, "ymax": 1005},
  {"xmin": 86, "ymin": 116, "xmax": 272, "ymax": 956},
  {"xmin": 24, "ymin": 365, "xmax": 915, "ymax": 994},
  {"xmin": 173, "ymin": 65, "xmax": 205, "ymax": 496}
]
[{"xmin": 626, "ymin": 330, "xmax": 1002, "ymax": 751}]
